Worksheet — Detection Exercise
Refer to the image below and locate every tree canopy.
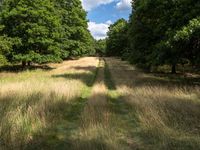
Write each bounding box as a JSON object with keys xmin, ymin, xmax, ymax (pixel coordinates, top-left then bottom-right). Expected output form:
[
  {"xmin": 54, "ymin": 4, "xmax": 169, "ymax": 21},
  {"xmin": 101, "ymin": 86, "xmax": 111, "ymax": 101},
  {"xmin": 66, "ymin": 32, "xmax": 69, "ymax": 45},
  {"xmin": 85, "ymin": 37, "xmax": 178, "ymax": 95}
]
[
  {"xmin": 106, "ymin": 0, "xmax": 200, "ymax": 73},
  {"xmin": 95, "ymin": 39, "xmax": 106, "ymax": 56},
  {"xmin": 106, "ymin": 19, "xmax": 128, "ymax": 57},
  {"xmin": 0, "ymin": 0, "xmax": 94, "ymax": 66}
]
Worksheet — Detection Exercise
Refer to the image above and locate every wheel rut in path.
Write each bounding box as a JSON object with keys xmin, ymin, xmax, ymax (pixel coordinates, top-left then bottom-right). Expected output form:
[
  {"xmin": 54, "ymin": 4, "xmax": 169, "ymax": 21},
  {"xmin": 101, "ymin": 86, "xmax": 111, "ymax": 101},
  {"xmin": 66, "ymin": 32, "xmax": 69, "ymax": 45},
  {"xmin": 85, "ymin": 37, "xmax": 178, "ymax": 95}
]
[
  {"xmin": 72, "ymin": 58, "xmax": 116, "ymax": 149},
  {"xmin": 72, "ymin": 58, "xmax": 134, "ymax": 150}
]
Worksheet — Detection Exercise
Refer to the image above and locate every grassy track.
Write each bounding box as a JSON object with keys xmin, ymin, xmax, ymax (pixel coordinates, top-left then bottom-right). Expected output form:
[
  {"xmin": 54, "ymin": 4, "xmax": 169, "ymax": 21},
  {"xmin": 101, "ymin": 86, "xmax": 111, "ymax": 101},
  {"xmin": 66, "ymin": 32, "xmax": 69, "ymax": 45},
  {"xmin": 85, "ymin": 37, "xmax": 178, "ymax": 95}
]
[
  {"xmin": 71, "ymin": 58, "xmax": 135, "ymax": 150},
  {"xmin": 0, "ymin": 57, "xmax": 200, "ymax": 149}
]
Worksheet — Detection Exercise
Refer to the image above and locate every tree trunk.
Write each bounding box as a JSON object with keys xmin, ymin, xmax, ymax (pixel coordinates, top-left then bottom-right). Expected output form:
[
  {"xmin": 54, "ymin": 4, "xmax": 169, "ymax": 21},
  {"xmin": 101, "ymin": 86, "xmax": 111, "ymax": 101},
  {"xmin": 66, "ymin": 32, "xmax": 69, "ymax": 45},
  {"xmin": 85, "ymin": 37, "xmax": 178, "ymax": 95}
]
[
  {"xmin": 22, "ymin": 61, "xmax": 26, "ymax": 68},
  {"xmin": 27, "ymin": 61, "xmax": 31, "ymax": 66},
  {"xmin": 171, "ymin": 63, "xmax": 176, "ymax": 74},
  {"xmin": 146, "ymin": 65, "xmax": 151, "ymax": 73}
]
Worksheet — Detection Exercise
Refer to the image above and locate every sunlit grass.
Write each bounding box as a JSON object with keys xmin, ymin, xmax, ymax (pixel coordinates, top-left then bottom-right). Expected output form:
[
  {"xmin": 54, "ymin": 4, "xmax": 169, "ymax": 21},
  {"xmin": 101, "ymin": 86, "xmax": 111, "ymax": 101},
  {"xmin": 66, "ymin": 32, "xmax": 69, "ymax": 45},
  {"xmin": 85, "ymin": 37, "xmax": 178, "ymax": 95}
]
[
  {"xmin": 0, "ymin": 57, "xmax": 98, "ymax": 149},
  {"xmin": 1, "ymin": 57, "xmax": 199, "ymax": 150}
]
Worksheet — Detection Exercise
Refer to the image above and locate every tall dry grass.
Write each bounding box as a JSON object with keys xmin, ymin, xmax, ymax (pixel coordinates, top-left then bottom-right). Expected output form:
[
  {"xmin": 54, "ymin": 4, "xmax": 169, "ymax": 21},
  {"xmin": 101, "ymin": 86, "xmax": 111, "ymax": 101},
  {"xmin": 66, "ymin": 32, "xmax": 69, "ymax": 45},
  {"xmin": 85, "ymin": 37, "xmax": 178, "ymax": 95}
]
[
  {"xmin": 1, "ymin": 57, "xmax": 199, "ymax": 149},
  {"xmin": 70, "ymin": 59, "xmax": 131, "ymax": 150},
  {"xmin": 106, "ymin": 58, "xmax": 200, "ymax": 149},
  {"xmin": 0, "ymin": 57, "xmax": 98, "ymax": 149},
  {"xmin": 71, "ymin": 59, "xmax": 115, "ymax": 149}
]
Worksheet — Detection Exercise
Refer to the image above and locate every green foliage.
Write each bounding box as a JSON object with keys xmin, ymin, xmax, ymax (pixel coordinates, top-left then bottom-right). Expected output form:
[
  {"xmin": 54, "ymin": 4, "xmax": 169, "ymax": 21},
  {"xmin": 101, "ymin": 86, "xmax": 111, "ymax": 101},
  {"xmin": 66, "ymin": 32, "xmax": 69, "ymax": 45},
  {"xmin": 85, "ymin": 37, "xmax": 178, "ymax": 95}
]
[
  {"xmin": 0, "ymin": 0, "xmax": 94, "ymax": 65},
  {"xmin": 54, "ymin": 0, "xmax": 94, "ymax": 58},
  {"xmin": 0, "ymin": 26, "xmax": 13, "ymax": 65},
  {"xmin": 106, "ymin": 0, "xmax": 200, "ymax": 73},
  {"xmin": 94, "ymin": 39, "xmax": 106, "ymax": 55},
  {"xmin": 173, "ymin": 17, "xmax": 200, "ymax": 64},
  {"xmin": 106, "ymin": 19, "xmax": 128, "ymax": 57},
  {"xmin": 174, "ymin": 18, "xmax": 200, "ymax": 41},
  {"xmin": 0, "ymin": 0, "xmax": 63, "ymax": 63}
]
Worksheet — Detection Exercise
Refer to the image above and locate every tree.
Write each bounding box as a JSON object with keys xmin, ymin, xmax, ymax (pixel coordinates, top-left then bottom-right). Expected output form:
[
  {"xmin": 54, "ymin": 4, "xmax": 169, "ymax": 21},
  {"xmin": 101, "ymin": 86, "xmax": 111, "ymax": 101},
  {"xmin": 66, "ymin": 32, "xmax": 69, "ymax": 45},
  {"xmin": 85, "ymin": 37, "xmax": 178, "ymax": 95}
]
[
  {"xmin": 127, "ymin": 0, "xmax": 200, "ymax": 73},
  {"xmin": 67, "ymin": 0, "xmax": 94, "ymax": 57},
  {"xmin": 0, "ymin": 36, "xmax": 12, "ymax": 65},
  {"xmin": 154, "ymin": 0, "xmax": 200, "ymax": 73},
  {"xmin": 94, "ymin": 39, "xmax": 106, "ymax": 56},
  {"xmin": 54, "ymin": 0, "xmax": 94, "ymax": 58},
  {"xmin": 0, "ymin": 0, "xmax": 63, "ymax": 66},
  {"xmin": 0, "ymin": 0, "xmax": 95, "ymax": 66},
  {"xmin": 106, "ymin": 19, "xmax": 128, "ymax": 57},
  {"xmin": 172, "ymin": 17, "xmax": 200, "ymax": 66}
]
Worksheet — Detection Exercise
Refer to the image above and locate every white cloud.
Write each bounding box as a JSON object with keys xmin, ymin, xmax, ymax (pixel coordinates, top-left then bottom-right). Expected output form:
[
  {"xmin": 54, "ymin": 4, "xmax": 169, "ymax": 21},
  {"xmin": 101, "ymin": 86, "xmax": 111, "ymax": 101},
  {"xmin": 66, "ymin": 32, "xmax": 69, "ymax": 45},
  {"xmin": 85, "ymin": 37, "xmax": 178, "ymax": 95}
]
[
  {"xmin": 106, "ymin": 20, "xmax": 113, "ymax": 25},
  {"xmin": 88, "ymin": 21, "xmax": 112, "ymax": 40},
  {"xmin": 81, "ymin": 0, "xmax": 115, "ymax": 11},
  {"xmin": 116, "ymin": 0, "xmax": 131, "ymax": 10},
  {"xmin": 81, "ymin": 0, "xmax": 131, "ymax": 11}
]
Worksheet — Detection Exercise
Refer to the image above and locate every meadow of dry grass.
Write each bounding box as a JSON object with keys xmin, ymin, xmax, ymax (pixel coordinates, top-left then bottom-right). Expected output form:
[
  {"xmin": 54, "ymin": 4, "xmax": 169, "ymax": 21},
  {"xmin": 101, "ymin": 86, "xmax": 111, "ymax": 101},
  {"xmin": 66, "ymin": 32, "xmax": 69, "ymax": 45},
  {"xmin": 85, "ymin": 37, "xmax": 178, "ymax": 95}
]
[
  {"xmin": 0, "ymin": 57, "xmax": 99, "ymax": 149},
  {"xmin": 106, "ymin": 58, "xmax": 200, "ymax": 150},
  {"xmin": 0, "ymin": 57, "xmax": 200, "ymax": 150}
]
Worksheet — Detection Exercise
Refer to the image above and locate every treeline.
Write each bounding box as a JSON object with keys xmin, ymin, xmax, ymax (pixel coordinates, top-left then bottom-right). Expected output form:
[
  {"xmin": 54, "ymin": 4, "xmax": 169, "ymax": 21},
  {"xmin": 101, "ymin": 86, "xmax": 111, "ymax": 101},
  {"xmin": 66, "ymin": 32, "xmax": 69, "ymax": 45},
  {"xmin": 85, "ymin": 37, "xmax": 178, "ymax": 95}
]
[
  {"xmin": 106, "ymin": 0, "xmax": 200, "ymax": 73},
  {"xmin": 0, "ymin": 0, "xmax": 94, "ymax": 66}
]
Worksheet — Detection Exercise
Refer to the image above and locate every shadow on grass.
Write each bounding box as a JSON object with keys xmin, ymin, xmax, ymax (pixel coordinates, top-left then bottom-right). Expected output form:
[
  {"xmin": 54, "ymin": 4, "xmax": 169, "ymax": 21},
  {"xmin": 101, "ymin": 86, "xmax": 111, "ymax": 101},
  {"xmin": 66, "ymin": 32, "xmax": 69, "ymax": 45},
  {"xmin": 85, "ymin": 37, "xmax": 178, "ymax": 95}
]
[
  {"xmin": 25, "ymin": 94, "xmax": 119, "ymax": 150},
  {"xmin": 151, "ymin": 73, "xmax": 200, "ymax": 86},
  {"xmin": 70, "ymin": 66, "xmax": 97, "ymax": 72},
  {"xmin": 107, "ymin": 89, "xmax": 200, "ymax": 150},
  {"xmin": 104, "ymin": 59, "xmax": 116, "ymax": 90},
  {"xmin": 131, "ymin": 74, "xmax": 200, "ymax": 90},
  {"xmin": 108, "ymin": 65, "xmax": 200, "ymax": 89},
  {"xmin": 0, "ymin": 92, "xmax": 115, "ymax": 150},
  {"xmin": 105, "ymin": 58, "xmax": 200, "ymax": 89},
  {"xmin": 25, "ymin": 97, "xmax": 87, "ymax": 150},
  {"xmin": 52, "ymin": 71, "xmax": 97, "ymax": 87},
  {"xmin": 104, "ymin": 58, "xmax": 200, "ymax": 150},
  {"xmin": 0, "ymin": 65, "xmax": 54, "ymax": 73}
]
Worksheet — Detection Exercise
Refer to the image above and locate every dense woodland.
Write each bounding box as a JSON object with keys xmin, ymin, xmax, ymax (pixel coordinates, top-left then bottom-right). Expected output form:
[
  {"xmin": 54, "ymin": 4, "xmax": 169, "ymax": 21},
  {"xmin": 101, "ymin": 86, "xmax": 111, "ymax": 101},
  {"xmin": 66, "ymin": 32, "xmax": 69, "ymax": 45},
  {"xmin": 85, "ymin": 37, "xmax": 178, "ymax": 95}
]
[
  {"xmin": 106, "ymin": 0, "xmax": 200, "ymax": 73},
  {"xmin": 0, "ymin": 0, "xmax": 199, "ymax": 73},
  {"xmin": 0, "ymin": 0, "xmax": 94, "ymax": 66}
]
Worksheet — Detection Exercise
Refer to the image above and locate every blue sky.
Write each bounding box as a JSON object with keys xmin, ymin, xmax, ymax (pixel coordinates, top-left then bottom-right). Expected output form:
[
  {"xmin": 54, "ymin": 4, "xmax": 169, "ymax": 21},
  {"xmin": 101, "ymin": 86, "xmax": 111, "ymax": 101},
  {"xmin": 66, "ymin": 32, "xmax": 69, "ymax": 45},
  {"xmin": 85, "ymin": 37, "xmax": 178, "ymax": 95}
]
[{"xmin": 81, "ymin": 0, "xmax": 132, "ymax": 39}]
